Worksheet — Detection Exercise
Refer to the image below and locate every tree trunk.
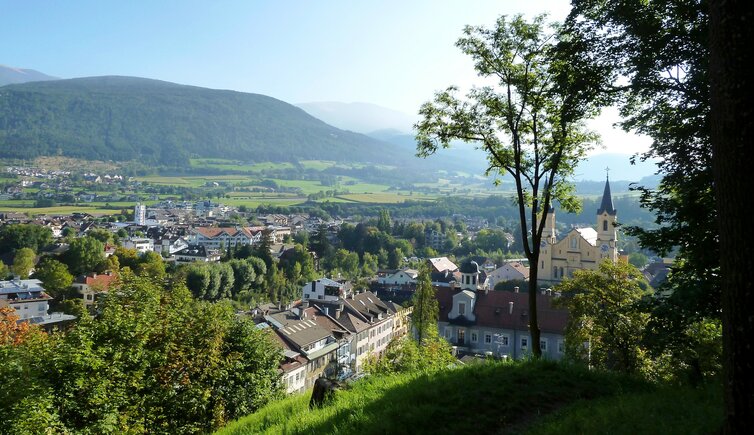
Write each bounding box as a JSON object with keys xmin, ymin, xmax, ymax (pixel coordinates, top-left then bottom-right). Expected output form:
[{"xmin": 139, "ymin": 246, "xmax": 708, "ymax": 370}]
[
  {"xmin": 528, "ymin": 257, "xmax": 542, "ymax": 358},
  {"xmin": 709, "ymin": 1, "xmax": 754, "ymax": 431}
]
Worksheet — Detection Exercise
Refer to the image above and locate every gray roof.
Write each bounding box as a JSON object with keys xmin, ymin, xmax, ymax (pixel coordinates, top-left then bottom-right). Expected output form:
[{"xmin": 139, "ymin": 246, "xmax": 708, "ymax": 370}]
[
  {"xmin": 267, "ymin": 311, "xmax": 333, "ymax": 349},
  {"xmin": 597, "ymin": 178, "xmax": 617, "ymax": 215}
]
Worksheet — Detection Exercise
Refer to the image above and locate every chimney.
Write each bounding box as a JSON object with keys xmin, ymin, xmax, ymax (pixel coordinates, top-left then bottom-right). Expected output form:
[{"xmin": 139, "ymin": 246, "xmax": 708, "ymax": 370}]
[
  {"xmin": 514, "ymin": 286, "xmax": 519, "ymax": 293},
  {"xmin": 508, "ymin": 301, "xmax": 514, "ymax": 315},
  {"xmin": 336, "ymin": 302, "xmax": 343, "ymax": 319},
  {"xmin": 302, "ymin": 299, "xmax": 309, "ymax": 309}
]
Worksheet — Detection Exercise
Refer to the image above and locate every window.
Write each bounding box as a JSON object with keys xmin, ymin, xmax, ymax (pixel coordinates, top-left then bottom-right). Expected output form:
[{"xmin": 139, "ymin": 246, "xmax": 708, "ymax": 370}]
[
  {"xmin": 304, "ymin": 293, "xmax": 310, "ymax": 299},
  {"xmin": 458, "ymin": 302, "xmax": 466, "ymax": 315},
  {"xmin": 540, "ymin": 339, "xmax": 548, "ymax": 352},
  {"xmin": 445, "ymin": 327, "xmax": 452, "ymax": 339},
  {"xmin": 559, "ymin": 267, "xmax": 564, "ymax": 278},
  {"xmin": 558, "ymin": 340, "xmax": 565, "ymax": 353},
  {"xmin": 485, "ymin": 333, "xmax": 492, "ymax": 344},
  {"xmin": 501, "ymin": 335, "xmax": 509, "ymax": 346},
  {"xmin": 553, "ymin": 266, "xmax": 558, "ymax": 278},
  {"xmin": 471, "ymin": 332, "xmax": 478, "ymax": 343},
  {"xmin": 570, "ymin": 237, "xmax": 578, "ymax": 249},
  {"xmin": 521, "ymin": 337, "xmax": 529, "ymax": 348},
  {"xmin": 603, "ymin": 220, "xmax": 608, "ymax": 231}
]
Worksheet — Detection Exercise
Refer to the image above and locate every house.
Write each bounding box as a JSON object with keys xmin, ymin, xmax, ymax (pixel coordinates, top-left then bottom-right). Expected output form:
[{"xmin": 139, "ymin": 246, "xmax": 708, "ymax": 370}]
[
  {"xmin": 173, "ymin": 245, "xmax": 221, "ymax": 264},
  {"xmin": 488, "ymin": 261, "xmax": 530, "ymax": 288},
  {"xmin": 300, "ymin": 279, "xmax": 403, "ymax": 374},
  {"xmin": 0, "ymin": 278, "xmax": 76, "ymax": 330},
  {"xmin": 264, "ymin": 308, "xmax": 341, "ymax": 389},
  {"xmin": 189, "ymin": 226, "xmax": 263, "ymax": 249},
  {"xmin": 122, "ymin": 237, "xmax": 154, "ymax": 254},
  {"xmin": 72, "ymin": 272, "xmax": 117, "ymax": 306},
  {"xmin": 377, "ymin": 268, "xmax": 419, "ymax": 286},
  {"xmin": 428, "ymin": 257, "xmax": 458, "ymax": 274},
  {"xmin": 436, "ymin": 260, "xmax": 568, "ymax": 360}
]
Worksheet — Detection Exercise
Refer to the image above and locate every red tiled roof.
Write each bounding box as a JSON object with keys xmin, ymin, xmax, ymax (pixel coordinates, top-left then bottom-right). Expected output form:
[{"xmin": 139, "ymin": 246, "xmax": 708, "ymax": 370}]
[
  {"xmin": 436, "ymin": 287, "xmax": 568, "ymax": 334},
  {"xmin": 77, "ymin": 273, "xmax": 116, "ymax": 290}
]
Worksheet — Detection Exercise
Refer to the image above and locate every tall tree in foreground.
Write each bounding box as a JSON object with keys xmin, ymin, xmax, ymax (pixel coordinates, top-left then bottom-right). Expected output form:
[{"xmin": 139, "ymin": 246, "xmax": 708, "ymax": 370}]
[
  {"xmin": 416, "ymin": 15, "xmax": 603, "ymax": 356},
  {"xmin": 411, "ymin": 265, "xmax": 438, "ymax": 346},
  {"xmin": 708, "ymin": 0, "xmax": 754, "ymax": 430},
  {"xmin": 562, "ymin": 0, "xmax": 719, "ymax": 362}
]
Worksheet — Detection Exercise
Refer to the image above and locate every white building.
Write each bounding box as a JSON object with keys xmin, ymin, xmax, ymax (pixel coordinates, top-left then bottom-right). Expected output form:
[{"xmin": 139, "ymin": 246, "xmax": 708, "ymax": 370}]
[
  {"xmin": 123, "ymin": 237, "xmax": 154, "ymax": 254},
  {"xmin": 134, "ymin": 203, "xmax": 146, "ymax": 226},
  {"xmin": 0, "ymin": 278, "xmax": 76, "ymax": 327},
  {"xmin": 487, "ymin": 262, "xmax": 530, "ymax": 288},
  {"xmin": 377, "ymin": 268, "xmax": 419, "ymax": 286}
]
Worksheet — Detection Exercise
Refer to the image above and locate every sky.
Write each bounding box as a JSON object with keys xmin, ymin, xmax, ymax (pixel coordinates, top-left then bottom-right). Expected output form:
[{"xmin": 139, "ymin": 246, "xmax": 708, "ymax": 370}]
[{"xmin": 0, "ymin": 0, "xmax": 650, "ymax": 155}]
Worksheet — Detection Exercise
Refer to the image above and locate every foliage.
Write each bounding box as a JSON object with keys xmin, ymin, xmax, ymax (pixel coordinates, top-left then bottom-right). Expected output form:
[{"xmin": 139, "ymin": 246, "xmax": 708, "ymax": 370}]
[
  {"xmin": 63, "ymin": 236, "xmax": 105, "ymax": 275},
  {"xmin": 416, "ymin": 14, "xmax": 603, "ymax": 357},
  {"xmin": 0, "ymin": 223, "xmax": 53, "ymax": 253},
  {"xmin": 0, "ymin": 272, "xmax": 282, "ymax": 434},
  {"xmin": 0, "ymin": 76, "xmax": 397, "ymax": 166},
  {"xmin": 555, "ymin": 260, "xmax": 651, "ymax": 374},
  {"xmin": 628, "ymin": 252, "xmax": 648, "ymax": 269},
  {"xmin": 32, "ymin": 257, "xmax": 74, "ymax": 298},
  {"xmin": 364, "ymin": 328, "xmax": 455, "ymax": 376},
  {"xmin": 11, "ymin": 247, "xmax": 35, "ymax": 277},
  {"xmin": 410, "ymin": 266, "xmax": 438, "ymax": 345},
  {"xmin": 563, "ymin": 0, "xmax": 720, "ymax": 369}
]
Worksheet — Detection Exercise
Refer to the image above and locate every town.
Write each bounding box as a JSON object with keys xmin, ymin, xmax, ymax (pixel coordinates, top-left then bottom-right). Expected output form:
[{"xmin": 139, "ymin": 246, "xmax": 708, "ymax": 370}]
[{"xmin": 1, "ymin": 0, "xmax": 749, "ymax": 433}]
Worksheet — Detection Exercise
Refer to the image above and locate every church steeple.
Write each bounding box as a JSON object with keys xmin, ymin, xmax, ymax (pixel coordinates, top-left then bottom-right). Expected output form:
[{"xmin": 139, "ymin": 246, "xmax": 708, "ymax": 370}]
[{"xmin": 597, "ymin": 173, "xmax": 616, "ymax": 216}]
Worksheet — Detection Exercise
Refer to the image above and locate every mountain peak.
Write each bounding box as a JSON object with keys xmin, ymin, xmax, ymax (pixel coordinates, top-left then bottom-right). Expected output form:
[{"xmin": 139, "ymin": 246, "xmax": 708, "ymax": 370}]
[{"xmin": 0, "ymin": 64, "xmax": 58, "ymax": 86}]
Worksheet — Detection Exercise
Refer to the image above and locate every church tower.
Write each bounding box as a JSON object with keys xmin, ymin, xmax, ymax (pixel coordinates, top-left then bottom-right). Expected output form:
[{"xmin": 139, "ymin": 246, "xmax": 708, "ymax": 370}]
[
  {"xmin": 541, "ymin": 206, "xmax": 557, "ymax": 244},
  {"xmin": 596, "ymin": 175, "xmax": 618, "ymax": 261}
]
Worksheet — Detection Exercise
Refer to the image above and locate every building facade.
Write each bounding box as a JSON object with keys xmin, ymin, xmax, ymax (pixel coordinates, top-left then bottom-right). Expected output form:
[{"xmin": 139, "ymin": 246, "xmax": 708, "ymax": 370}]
[{"xmin": 538, "ymin": 178, "xmax": 618, "ymax": 284}]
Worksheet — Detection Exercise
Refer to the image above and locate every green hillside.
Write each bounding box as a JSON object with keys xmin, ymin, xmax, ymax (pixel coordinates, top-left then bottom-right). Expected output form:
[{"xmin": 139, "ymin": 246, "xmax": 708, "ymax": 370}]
[
  {"xmin": 217, "ymin": 360, "xmax": 723, "ymax": 435},
  {"xmin": 0, "ymin": 76, "xmax": 401, "ymax": 165}
]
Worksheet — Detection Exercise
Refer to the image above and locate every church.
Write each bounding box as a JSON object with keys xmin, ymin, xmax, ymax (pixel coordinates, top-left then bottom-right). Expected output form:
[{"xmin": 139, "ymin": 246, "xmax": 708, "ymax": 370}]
[{"xmin": 538, "ymin": 177, "xmax": 619, "ymax": 284}]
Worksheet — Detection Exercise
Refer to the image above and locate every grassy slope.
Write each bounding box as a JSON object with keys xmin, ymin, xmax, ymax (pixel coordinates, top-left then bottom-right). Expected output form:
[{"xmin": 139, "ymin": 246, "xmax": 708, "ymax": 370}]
[{"xmin": 217, "ymin": 360, "xmax": 721, "ymax": 435}]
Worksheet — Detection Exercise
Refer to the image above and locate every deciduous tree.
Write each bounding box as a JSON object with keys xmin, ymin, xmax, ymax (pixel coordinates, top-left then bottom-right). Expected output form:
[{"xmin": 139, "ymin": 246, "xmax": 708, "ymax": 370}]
[
  {"xmin": 555, "ymin": 260, "xmax": 651, "ymax": 374},
  {"xmin": 416, "ymin": 15, "xmax": 602, "ymax": 356}
]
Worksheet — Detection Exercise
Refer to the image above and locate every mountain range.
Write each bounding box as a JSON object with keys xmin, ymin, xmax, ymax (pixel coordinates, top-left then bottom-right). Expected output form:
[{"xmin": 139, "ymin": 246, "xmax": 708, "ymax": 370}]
[
  {"xmin": 0, "ymin": 64, "xmax": 658, "ymax": 183},
  {"xmin": 0, "ymin": 76, "xmax": 400, "ymax": 166}
]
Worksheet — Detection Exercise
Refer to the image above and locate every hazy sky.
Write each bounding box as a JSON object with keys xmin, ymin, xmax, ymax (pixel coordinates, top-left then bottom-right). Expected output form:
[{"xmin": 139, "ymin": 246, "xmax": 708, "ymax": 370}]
[{"xmin": 1, "ymin": 0, "xmax": 650, "ymax": 155}]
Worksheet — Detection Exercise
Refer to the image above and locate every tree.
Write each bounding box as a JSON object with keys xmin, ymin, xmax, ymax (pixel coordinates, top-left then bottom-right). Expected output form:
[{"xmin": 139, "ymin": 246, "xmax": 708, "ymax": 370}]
[
  {"xmin": 555, "ymin": 260, "xmax": 651, "ymax": 374},
  {"xmin": 86, "ymin": 228, "xmax": 113, "ymax": 244},
  {"xmin": 377, "ymin": 209, "xmax": 392, "ymax": 233},
  {"xmin": 563, "ymin": 0, "xmax": 719, "ymax": 362},
  {"xmin": 64, "ymin": 236, "xmax": 105, "ymax": 275},
  {"xmin": 11, "ymin": 248, "xmax": 35, "ymax": 277},
  {"xmin": 627, "ymin": 252, "xmax": 649, "ymax": 270},
  {"xmin": 708, "ymin": 0, "xmax": 754, "ymax": 429},
  {"xmin": 0, "ymin": 224, "xmax": 53, "ymax": 253},
  {"xmin": 0, "ymin": 261, "xmax": 8, "ymax": 280},
  {"xmin": 416, "ymin": 15, "xmax": 601, "ymax": 357},
  {"xmin": 411, "ymin": 265, "xmax": 439, "ymax": 345},
  {"xmin": 32, "ymin": 258, "xmax": 73, "ymax": 299},
  {"xmin": 135, "ymin": 251, "xmax": 166, "ymax": 280}
]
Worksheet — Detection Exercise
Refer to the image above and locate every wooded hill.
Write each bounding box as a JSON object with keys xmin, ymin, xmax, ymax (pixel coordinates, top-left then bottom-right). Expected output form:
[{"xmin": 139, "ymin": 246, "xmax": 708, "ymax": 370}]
[{"xmin": 0, "ymin": 76, "xmax": 401, "ymax": 166}]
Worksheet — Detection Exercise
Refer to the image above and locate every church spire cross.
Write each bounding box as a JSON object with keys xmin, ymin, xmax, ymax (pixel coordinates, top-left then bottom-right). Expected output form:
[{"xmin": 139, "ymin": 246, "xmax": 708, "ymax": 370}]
[{"xmin": 605, "ymin": 166, "xmax": 610, "ymax": 180}]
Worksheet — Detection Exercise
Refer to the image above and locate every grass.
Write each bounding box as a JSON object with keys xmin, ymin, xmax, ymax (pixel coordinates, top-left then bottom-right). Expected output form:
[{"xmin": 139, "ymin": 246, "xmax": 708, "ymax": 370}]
[
  {"xmin": 217, "ymin": 360, "xmax": 672, "ymax": 435},
  {"xmin": 527, "ymin": 382, "xmax": 723, "ymax": 435}
]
